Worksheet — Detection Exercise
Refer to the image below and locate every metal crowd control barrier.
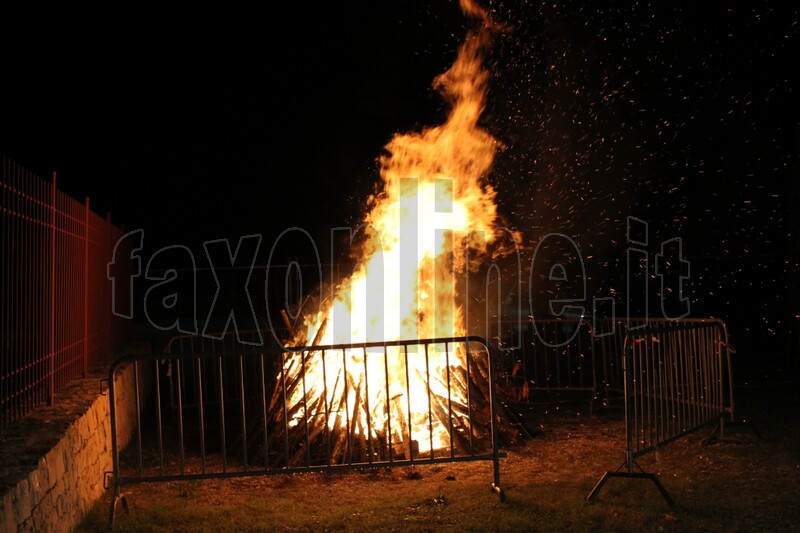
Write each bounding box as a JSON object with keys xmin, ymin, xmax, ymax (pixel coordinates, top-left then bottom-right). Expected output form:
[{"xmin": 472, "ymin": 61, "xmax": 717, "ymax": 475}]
[
  {"xmin": 593, "ymin": 318, "xmax": 681, "ymax": 411},
  {"xmin": 587, "ymin": 319, "xmax": 735, "ymax": 505},
  {"xmin": 497, "ymin": 317, "xmax": 648, "ymax": 412},
  {"xmin": 106, "ymin": 335, "xmax": 505, "ymax": 526},
  {"xmin": 496, "ymin": 318, "xmax": 600, "ymax": 410},
  {"xmin": 498, "ymin": 318, "xmax": 735, "ymax": 417}
]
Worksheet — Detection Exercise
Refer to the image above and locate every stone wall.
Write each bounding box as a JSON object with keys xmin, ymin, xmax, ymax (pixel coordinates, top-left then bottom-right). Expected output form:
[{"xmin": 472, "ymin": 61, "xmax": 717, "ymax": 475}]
[{"xmin": 0, "ymin": 359, "xmax": 152, "ymax": 533}]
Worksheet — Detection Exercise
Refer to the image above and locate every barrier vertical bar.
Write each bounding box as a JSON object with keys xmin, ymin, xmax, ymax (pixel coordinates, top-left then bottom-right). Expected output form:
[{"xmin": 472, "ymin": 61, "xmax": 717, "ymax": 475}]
[
  {"xmin": 383, "ymin": 346, "xmax": 392, "ymax": 463},
  {"xmin": 445, "ymin": 342, "xmax": 454, "ymax": 459},
  {"xmin": 259, "ymin": 355, "xmax": 270, "ymax": 468},
  {"xmin": 424, "ymin": 343, "xmax": 434, "ymax": 457},
  {"xmin": 177, "ymin": 360, "xmax": 185, "ymax": 475},
  {"xmin": 107, "ymin": 361, "xmax": 120, "ymax": 526},
  {"xmin": 322, "ymin": 349, "xmax": 331, "ymax": 466},
  {"xmin": 344, "ymin": 348, "xmax": 353, "ymax": 465},
  {"xmin": 218, "ymin": 356, "xmax": 227, "ymax": 473},
  {"xmin": 134, "ymin": 361, "xmax": 143, "ymax": 476},
  {"xmin": 238, "ymin": 354, "xmax": 248, "ymax": 469},
  {"xmin": 280, "ymin": 351, "xmax": 290, "ymax": 467},
  {"xmin": 197, "ymin": 360, "xmax": 206, "ymax": 474},
  {"xmin": 363, "ymin": 347, "xmax": 373, "ymax": 464},
  {"xmin": 155, "ymin": 362, "xmax": 164, "ymax": 476},
  {"xmin": 623, "ymin": 337, "xmax": 635, "ymax": 473},
  {"xmin": 485, "ymin": 341, "xmax": 503, "ymax": 498},
  {"xmin": 403, "ymin": 345, "xmax": 412, "ymax": 463},
  {"xmin": 302, "ymin": 349, "xmax": 311, "ymax": 467}
]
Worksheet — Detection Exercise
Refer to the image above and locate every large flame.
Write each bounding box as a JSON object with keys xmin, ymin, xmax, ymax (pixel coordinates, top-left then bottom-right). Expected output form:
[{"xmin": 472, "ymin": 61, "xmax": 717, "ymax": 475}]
[{"xmin": 288, "ymin": 1, "xmax": 502, "ymax": 456}]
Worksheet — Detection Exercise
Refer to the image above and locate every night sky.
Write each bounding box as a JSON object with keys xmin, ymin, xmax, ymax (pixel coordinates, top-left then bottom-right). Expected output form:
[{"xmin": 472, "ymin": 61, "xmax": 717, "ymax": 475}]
[
  {"xmin": 1, "ymin": 3, "xmax": 467, "ymax": 245},
  {"xmin": 2, "ymin": 2, "xmax": 798, "ymax": 373}
]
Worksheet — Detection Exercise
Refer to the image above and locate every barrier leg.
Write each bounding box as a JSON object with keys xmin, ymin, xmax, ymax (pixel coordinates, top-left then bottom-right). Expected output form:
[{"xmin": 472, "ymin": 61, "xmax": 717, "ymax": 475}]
[{"xmin": 587, "ymin": 463, "xmax": 674, "ymax": 507}]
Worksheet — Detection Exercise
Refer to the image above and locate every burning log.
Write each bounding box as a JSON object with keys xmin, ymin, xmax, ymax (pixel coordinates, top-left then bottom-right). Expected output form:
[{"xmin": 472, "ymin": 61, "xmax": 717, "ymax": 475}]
[
  {"xmin": 412, "ymin": 366, "xmax": 475, "ymax": 456},
  {"xmin": 280, "ymin": 309, "xmax": 295, "ymax": 338},
  {"xmin": 322, "ymin": 394, "xmax": 350, "ymax": 465},
  {"xmin": 287, "ymin": 393, "xmax": 329, "ymax": 466},
  {"xmin": 390, "ymin": 393, "xmax": 414, "ymax": 460},
  {"xmin": 346, "ymin": 373, "xmax": 366, "ymax": 460}
]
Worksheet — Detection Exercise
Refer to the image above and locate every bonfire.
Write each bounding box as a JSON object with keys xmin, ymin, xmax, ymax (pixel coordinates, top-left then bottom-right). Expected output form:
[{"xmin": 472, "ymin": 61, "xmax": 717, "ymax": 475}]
[{"xmin": 265, "ymin": 0, "xmax": 519, "ymax": 466}]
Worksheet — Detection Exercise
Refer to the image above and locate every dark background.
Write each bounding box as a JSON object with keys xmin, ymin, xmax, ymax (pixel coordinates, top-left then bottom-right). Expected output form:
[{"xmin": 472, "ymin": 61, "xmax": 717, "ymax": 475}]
[{"xmin": 1, "ymin": 2, "xmax": 798, "ymax": 379}]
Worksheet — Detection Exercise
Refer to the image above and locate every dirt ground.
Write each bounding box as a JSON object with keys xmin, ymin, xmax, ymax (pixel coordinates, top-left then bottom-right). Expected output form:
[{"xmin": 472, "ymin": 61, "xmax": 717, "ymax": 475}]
[{"xmin": 77, "ymin": 381, "xmax": 800, "ymax": 532}]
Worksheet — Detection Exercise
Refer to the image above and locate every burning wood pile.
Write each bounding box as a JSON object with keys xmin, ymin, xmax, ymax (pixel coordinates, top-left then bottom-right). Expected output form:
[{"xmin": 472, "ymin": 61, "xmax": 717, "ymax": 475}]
[{"xmin": 257, "ymin": 329, "xmax": 512, "ymax": 467}]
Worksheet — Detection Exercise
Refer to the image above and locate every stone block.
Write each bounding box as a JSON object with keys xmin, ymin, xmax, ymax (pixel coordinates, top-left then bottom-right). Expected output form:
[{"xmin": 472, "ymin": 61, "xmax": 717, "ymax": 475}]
[
  {"xmin": 1, "ymin": 491, "xmax": 17, "ymax": 533},
  {"xmin": 13, "ymin": 479, "xmax": 32, "ymax": 524}
]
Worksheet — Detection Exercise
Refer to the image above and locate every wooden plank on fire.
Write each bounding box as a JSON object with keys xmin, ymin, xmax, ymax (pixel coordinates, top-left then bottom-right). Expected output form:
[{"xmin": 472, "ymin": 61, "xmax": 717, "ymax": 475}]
[
  {"xmin": 413, "ymin": 367, "xmax": 474, "ymax": 456},
  {"xmin": 390, "ymin": 393, "xmax": 413, "ymax": 461}
]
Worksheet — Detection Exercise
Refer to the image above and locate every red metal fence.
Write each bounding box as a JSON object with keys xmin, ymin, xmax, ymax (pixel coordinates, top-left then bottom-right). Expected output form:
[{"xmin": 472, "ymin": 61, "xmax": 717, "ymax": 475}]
[{"xmin": 1, "ymin": 155, "xmax": 131, "ymax": 431}]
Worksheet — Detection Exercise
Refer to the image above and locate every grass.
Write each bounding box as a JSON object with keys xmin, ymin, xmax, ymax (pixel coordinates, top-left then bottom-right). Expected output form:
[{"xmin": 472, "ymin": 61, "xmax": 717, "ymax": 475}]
[
  {"xmin": 76, "ymin": 383, "xmax": 800, "ymax": 532},
  {"xmin": 81, "ymin": 469, "xmax": 671, "ymax": 533}
]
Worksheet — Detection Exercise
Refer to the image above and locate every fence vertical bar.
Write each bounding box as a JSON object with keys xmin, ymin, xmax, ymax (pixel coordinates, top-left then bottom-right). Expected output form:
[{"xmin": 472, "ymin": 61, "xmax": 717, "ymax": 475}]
[
  {"xmin": 48, "ymin": 171, "xmax": 56, "ymax": 406},
  {"xmin": 14, "ymin": 164, "xmax": 21, "ymax": 417},
  {"xmin": 1, "ymin": 157, "xmax": 5, "ymax": 428},
  {"xmin": 84, "ymin": 197, "xmax": 90, "ymax": 377},
  {"xmin": 0, "ymin": 159, "xmax": 128, "ymax": 429},
  {"xmin": 28, "ymin": 168, "xmax": 33, "ymax": 409},
  {"xmin": 106, "ymin": 211, "xmax": 112, "ymax": 358},
  {"xmin": 39, "ymin": 172, "xmax": 47, "ymax": 405},
  {"xmin": 13, "ymin": 163, "xmax": 20, "ymax": 417},
  {"xmin": 21, "ymin": 168, "xmax": 28, "ymax": 416}
]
